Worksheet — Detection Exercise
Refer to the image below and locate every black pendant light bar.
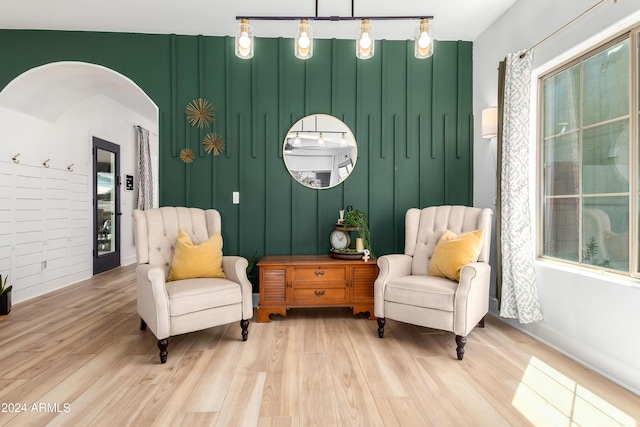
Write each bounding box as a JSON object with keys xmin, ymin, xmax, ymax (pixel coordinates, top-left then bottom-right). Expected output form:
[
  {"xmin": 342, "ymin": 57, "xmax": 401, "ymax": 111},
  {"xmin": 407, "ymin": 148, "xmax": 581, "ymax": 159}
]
[{"xmin": 237, "ymin": 0, "xmax": 432, "ymax": 21}]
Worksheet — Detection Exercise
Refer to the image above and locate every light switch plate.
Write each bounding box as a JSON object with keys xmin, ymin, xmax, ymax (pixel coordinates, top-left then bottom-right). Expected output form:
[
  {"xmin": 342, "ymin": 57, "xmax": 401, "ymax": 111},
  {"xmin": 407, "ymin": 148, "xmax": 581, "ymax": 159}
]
[{"xmin": 233, "ymin": 192, "xmax": 240, "ymax": 204}]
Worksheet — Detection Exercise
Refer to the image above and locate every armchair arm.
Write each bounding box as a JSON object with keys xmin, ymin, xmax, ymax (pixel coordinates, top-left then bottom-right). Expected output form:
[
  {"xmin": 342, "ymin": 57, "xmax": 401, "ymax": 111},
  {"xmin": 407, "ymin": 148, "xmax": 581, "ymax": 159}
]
[
  {"xmin": 374, "ymin": 254, "xmax": 413, "ymax": 318},
  {"xmin": 136, "ymin": 264, "xmax": 171, "ymax": 340},
  {"xmin": 453, "ymin": 262, "xmax": 491, "ymax": 336},
  {"xmin": 222, "ymin": 256, "xmax": 254, "ymax": 320}
]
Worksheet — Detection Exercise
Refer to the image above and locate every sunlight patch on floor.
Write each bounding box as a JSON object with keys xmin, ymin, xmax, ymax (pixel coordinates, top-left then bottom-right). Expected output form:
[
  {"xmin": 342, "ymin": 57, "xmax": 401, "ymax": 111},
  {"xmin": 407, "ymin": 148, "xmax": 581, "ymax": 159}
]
[{"xmin": 512, "ymin": 356, "xmax": 635, "ymax": 426}]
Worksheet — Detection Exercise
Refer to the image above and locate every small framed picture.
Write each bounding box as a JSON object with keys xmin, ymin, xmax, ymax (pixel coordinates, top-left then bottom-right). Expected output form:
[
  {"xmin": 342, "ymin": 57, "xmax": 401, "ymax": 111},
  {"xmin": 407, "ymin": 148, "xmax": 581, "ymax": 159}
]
[{"xmin": 125, "ymin": 175, "xmax": 134, "ymax": 191}]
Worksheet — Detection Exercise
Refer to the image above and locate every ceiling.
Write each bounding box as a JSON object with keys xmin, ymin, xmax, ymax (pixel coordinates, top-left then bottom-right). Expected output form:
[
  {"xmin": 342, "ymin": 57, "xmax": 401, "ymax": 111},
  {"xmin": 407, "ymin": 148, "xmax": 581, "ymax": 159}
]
[{"xmin": 0, "ymin": 0, "xmax": 518, "ymax": 41}]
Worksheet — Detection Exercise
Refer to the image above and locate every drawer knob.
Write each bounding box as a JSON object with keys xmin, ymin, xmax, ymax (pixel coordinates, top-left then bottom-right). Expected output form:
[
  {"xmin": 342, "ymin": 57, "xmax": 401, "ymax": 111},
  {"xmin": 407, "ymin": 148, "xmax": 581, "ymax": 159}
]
[
  {"xmin": 314, "ymin": 270, "xmax": 325, "ymax": 276},
  {"xmin": 314, "ymin": 290, "xmax": 325, "ymax": 297}
]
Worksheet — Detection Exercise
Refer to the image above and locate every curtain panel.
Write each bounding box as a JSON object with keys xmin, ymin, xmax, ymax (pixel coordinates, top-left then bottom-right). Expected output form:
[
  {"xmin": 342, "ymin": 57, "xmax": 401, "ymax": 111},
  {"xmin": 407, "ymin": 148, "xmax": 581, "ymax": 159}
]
[
  {"xmin": 498, "ymin": 52, "xmax": 543, "ymax": 324},
  {"xmin": 136, "ymin": 126, "xmax": 153, "ymax": 210}
]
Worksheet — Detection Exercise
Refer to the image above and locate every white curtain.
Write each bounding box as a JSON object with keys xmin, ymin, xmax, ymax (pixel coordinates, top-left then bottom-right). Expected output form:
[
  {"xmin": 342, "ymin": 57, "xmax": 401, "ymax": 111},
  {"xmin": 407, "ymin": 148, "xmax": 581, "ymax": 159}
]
[
  {"xmin": 499, "ymin": 51, "xmax": 543, "ymax": 323},
  {"xmin": 136, "ymin": 126, "xmax": 153, "ymax": 210}
]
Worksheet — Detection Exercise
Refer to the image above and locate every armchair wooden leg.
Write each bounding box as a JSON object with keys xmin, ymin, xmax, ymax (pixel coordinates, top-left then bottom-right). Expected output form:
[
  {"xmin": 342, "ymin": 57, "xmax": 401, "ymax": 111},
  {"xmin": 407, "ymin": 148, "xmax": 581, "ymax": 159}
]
[
  {"xmin": 455, "ymin": 335, "xmax": 466, "ymax": 360},
  {"xmin": 478, "ymin": 316, "xmax": 486, "ymax": 328},
  {"xmin": 140, "ymin": 318, "xmax": 147, "ymax": 331},
  {"xmin": 158, "ymin": 338, "xmax": 168, "ymax": 364},
  {"xmin": 377, "ymin": 318, "xmax": 386, "ymax": 338},
  {"xmin": 240, "ymin": 319, "xmax": 249, "ymax": 341}
]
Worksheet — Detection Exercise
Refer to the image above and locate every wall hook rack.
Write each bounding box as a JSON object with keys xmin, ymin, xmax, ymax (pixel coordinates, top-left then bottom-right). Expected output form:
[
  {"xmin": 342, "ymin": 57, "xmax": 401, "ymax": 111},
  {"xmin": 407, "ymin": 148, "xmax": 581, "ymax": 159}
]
[
  {"xmin": 12, "ymin": 153, "xmax": 20, "ymax": 164},
  {"xmin": 67, "ymin": 164, "xmax": 74, "ymax": 172},
  {"xmin": 43, "ymin": 159, "xmax": 50, "ymax": 168}
]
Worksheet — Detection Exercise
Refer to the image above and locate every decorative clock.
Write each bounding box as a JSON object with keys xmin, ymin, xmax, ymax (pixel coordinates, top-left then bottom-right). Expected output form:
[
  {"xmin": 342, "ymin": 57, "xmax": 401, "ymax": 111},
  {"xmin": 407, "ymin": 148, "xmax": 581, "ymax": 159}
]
[{"xmin": 330, "ymin": 229, "xmax": 351, "ymax": 250}]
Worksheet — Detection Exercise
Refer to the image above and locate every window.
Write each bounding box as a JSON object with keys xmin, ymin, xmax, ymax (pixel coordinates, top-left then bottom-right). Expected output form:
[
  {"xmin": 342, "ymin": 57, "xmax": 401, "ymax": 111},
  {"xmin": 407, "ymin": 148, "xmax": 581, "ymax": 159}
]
[{"xmin": 540, "ymin": 31, "xmax": 638, "ymax": 275}]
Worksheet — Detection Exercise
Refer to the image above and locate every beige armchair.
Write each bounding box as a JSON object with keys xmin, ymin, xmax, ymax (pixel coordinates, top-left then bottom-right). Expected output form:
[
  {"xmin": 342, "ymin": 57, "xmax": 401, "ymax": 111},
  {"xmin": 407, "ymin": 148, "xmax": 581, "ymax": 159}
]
[
  {"xmin": 132, "ymin": 207, "xmax": 253, "ymax": 363},
  {"xmin": 374, "ymin": 206, "xmax": 493, "ymax": 360}
]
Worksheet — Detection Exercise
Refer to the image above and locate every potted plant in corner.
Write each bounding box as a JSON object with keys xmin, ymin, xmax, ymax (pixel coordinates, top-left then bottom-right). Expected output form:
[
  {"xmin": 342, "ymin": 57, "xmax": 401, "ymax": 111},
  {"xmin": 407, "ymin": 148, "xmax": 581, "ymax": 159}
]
[{"xmin": 0, "ymin": 274, "xmax": 11, "ymax": 316}]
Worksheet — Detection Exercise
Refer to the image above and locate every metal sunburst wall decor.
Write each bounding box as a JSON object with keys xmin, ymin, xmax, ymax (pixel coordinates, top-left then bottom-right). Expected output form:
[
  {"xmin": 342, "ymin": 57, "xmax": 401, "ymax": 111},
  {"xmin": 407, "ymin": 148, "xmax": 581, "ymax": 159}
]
[
  {"xmin": 186, "ymin": 98, "xmax": 215, "ymax": 128},
  {"xmin": 202, "ymin": 132, "xmax": 226, "ymax": 156},
  {"xmin": 179, "ymin": 148, "xmax": 196, "ymax": 164}
]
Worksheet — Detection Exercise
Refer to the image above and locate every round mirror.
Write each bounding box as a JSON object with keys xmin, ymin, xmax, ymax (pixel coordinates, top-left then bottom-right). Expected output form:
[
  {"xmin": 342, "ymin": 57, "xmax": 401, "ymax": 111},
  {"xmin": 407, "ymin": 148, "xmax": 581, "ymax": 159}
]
[{"xmin": 283, "ymin": 114, "xmax": 357, "ymax": 189}]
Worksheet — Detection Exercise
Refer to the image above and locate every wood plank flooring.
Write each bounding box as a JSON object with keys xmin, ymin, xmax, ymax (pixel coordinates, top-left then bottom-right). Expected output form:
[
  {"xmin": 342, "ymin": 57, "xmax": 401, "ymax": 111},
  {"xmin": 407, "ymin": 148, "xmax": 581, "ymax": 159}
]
[{"xmin": 1, "ymin": 264, "xmax": 640, "ymax": 426}]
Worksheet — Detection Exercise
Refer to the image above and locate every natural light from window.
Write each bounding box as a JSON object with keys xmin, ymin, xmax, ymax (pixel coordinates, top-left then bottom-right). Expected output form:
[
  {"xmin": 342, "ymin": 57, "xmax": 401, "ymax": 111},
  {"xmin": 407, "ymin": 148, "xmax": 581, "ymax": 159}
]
[{"xmin": 512, "ymin": 357, "xmax": 635, "ymax": 426}]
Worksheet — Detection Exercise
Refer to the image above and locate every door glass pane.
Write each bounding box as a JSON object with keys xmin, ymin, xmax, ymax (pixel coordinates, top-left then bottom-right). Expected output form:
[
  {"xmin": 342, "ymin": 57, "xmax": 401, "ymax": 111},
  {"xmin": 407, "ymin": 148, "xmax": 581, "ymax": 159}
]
[
  {"xmin": 544, "ymin": 132, "xmax": 580, "ymax": 196},
  {"xmin": 97, "ymin": 148, "xmax": 115, "ymax": 255},
  {"xmin": 583, "ymin": 196, "xmax": 629, "ymax": 271},
  {"xmin": 543, "ymin": 197, "xmax": 579, "ymax": 262},
  {"xmin": 582, "ymin": 120, "xmax": 629, "ymax": 194},
  {"xmin": 583, "ymin": 39, "xmax": 630, "ymax": 126},
  {"xmin": 543, "ymin": 64, "xmax": 580, "ymax": 137}
]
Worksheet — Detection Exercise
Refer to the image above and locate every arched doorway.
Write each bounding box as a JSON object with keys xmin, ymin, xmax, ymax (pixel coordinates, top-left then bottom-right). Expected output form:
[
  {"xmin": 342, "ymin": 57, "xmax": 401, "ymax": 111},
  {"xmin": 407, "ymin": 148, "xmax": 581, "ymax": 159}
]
[{"xmin": 0, "ymin": 61, "xmax": 159, "ymax": 303}]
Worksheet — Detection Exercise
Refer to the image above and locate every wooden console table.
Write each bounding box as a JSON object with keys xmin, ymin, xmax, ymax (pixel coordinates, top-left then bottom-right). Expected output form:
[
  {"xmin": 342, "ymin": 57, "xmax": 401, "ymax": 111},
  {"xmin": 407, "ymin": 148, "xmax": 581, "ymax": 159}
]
[{"xmin": 257, "ymin": 255, "xmax": 378, "ymax": 322}]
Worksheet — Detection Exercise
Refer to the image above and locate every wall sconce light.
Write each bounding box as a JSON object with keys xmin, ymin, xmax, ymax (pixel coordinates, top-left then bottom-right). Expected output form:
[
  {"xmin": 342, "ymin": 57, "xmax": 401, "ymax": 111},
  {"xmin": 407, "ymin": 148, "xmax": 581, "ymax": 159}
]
[
  {"xmin": 415, "ymin": 18, "xmax": 433, "ymax": 59},
  {"xmin": 356, "ymin": 19, "xmax": 375, "ymax": 59},
  {"xmin": 317, "ymin": 132, "xmax": 325, "ymax": 146},
  {"xmin": 293, "ymin": 132, "xmax": 301, "ymax": 147},
  {"xmin": 235, "ymin": 18, "xmax": 254, "ymax": 59},
  {"xmin": 295, "ymin": 19, "xmax": 313, "ymax": 60},
  {"xmin": 340, "ymin": 132, "xmax": 347, "ymax": 146},
  {"xmin": 482, "ymin": 107, "xmax": 498, "ymax": 139}
]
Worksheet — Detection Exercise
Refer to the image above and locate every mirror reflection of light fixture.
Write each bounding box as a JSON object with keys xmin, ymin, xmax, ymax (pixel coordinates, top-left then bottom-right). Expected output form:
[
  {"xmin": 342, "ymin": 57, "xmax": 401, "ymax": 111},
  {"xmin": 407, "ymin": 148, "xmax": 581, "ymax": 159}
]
[
  {"xmin": 356, "ymin": 19, "xmax": 374, "ymax": 59},
  {"xmin": 340, "ymin": 132, "xmax": 347, "ymax": 146},
  {"xmin": 482, "ymin": 107, "xmax": 498, "ymax": 139},
  {"xmin": 295, "ymin": 19, "xmax": 313, "ymax": 60},
  {"xmin": 294, "ymin": 132, "xmax": 301, "ymax": 147},
  {"xmin": 317, "ymin": 132, "xmax": 325, "ymax": 146},
  {"xmin": 235, "ymin": 18, "xmax": 254, "ymax": 59},
  {"xmin": 415, "ymin": 18, "xmax": 433, "ymax": 59}
]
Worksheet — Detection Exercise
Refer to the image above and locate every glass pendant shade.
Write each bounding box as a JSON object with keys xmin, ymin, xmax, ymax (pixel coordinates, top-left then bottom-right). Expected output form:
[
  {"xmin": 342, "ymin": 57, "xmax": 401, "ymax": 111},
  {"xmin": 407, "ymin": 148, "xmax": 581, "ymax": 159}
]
[
  {"xmin": 415, "ymin": 18, "xmax": 433, "ymax": 59},
  {"xmin": 235, "ymin": 18, "xmax": 254, "ymax": 59},
  {"xmin": 295, "ymin": 19, "xmax": 313, "ymax": 59},
  {"xmin": 317, "ymin": 132, "xmax": 325, "ymax": 146},
  {"xmin": 356, "ymin": 19, "xmax": 374, "ymax": 59}
]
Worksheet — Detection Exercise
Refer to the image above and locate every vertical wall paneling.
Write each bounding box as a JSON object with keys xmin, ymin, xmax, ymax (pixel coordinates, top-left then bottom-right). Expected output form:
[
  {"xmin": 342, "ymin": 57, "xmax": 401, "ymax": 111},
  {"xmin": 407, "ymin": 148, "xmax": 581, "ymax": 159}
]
[
  {"xmin": 469, "ymin": 114, "xmax": 474, "ymax": 204},
  {"xmin": 224, "ymin": 40, "xmax": 232, "ymax": 159},
  {"xmin": 185, "ymin": 120, "xmax": 191, "ymax": 207},
  {"xmin": 198, "ymin": 35, "xmax": 205, "ymax": 157},
  {"xmin": 170, "ymin": 34, "xmax": 177, "ymax": 157},
  {"xmin": 0, "ymin": 32, "xmax": 473, "ymax": 259},
  {"xmin": 443, "ymin": 113, "xmax": 449, "ymax": 205}
]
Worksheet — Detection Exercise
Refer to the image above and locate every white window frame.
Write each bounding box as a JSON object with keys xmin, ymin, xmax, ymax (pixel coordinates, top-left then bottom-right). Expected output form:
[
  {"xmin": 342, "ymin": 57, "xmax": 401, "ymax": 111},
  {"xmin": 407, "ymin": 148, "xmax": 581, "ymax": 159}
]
[{"xmin": 537, "ymin": 28, "xmax": 640, "ymax": 277}]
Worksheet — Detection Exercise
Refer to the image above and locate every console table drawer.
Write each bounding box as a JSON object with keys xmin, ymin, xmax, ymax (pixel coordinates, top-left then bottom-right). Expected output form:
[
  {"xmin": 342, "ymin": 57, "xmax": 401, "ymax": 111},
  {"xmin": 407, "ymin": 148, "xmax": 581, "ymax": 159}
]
[
  {"xmin": 292, "ymin": 288, "xmax": 348, "ymax": 304},
  {"xmin": 291, "ymin": 266, "xmax": 347, "ymax": 282}
]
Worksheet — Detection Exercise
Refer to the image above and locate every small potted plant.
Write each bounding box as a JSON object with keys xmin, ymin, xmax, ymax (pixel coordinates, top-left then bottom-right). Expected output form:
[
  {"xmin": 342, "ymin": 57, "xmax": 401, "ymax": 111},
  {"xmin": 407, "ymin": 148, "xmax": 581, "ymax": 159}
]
[
  {"xmin": 0, "ymin": 274, "xmax": 11, "ymax": 316},
  {"xmin": 342, "ymin": 209, "xmax": 375, "ymax": 258}
]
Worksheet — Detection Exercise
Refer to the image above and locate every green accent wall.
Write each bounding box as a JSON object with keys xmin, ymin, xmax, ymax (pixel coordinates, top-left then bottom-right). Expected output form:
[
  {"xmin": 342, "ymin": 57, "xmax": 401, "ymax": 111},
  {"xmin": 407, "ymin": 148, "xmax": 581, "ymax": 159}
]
[{"xmin": 0, "ymin": 30, "xmax": 473, "ymax": 259}]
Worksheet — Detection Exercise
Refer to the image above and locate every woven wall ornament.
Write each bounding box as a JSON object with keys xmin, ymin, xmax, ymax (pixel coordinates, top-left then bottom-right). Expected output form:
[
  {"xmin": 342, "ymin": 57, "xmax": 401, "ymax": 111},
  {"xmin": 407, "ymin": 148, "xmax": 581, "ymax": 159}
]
[
  {"xmin": 179, "ymin": 148, "xmax": 196, "ymax": 163},
  {"xmin": 202, "ymin": 132, "xmax": 225, "ymax": 156},
  {"xmin": 186, "ymin": 98, "xmax": 215, "ymax": 128}
]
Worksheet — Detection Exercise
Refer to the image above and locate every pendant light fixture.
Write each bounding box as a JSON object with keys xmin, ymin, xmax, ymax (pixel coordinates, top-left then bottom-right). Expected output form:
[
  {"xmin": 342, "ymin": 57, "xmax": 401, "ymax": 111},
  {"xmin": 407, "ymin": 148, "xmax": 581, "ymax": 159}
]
[
  {"xmin": 317, "ymin": 132, "xmax": 325, "ymax": 146},
  {"xmin": 414, "ymin": 18, "xmax": 433, "ymax": 59},
  {"xmin": 236, "ymin": 1, "xmax": 433, "ymax": 61},
  {"xmin": 294, "ymin": 132, "xmax": 301, "ymax": 147},
  {"xmin": 356, "ymin": 19, "xmax": 374, "ymax": 59},
  {"xmin": 235, "ymin": 18, "xmax": 254, "ymax": 59},
  {"xmin": 295, "ymin": 19, "xmax": 314, "ymax": 60}
]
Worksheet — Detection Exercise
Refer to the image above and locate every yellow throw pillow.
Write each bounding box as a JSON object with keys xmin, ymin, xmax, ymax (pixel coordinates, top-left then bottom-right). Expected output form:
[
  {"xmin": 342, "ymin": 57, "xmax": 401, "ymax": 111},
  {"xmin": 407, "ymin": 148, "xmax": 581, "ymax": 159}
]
[
  {"xmin": 429, "ymin": 229, "xmax": 484, "ymax": 282},
  {"xmin": 168, "ymin": 229, "xmax": 226, "ymax": 281}
]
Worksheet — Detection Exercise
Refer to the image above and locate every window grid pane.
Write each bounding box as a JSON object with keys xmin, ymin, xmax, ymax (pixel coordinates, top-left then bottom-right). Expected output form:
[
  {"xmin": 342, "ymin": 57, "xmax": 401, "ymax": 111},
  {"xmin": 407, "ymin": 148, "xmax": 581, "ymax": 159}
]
[{"xmin": 541, "ymin": 37, "xmax": 632, "ymax": 274}]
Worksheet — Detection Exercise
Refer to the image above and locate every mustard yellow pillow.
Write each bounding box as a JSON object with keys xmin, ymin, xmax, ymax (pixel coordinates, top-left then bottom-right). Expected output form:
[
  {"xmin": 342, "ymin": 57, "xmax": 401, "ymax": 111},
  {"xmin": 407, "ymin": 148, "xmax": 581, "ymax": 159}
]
[
  {"xmin": 429, "ymin": 229, "xmax": 484, "ymax": 282},
  {"xmin": 168, "ymin": 230, "xmax": 226, "ymax": 281}
]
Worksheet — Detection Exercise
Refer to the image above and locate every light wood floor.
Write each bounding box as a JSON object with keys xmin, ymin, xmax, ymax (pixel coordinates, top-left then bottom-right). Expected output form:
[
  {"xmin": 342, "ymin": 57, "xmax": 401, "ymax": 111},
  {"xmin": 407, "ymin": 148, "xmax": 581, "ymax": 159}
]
[{"xmin": 1, "ymin": 265, "xmax": 640, "ymax": 426}]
